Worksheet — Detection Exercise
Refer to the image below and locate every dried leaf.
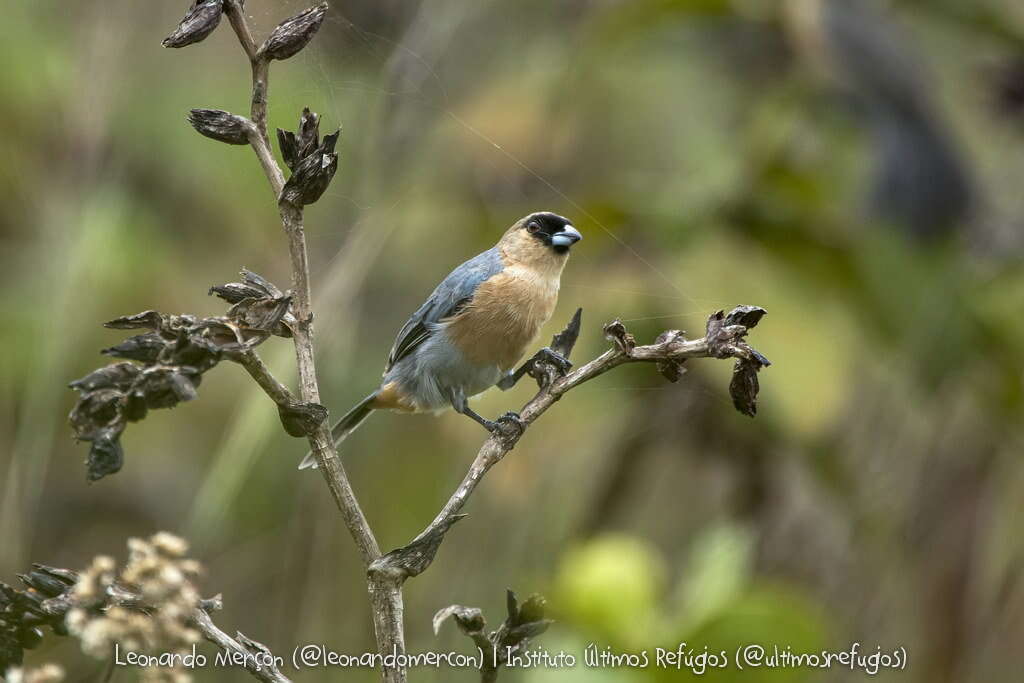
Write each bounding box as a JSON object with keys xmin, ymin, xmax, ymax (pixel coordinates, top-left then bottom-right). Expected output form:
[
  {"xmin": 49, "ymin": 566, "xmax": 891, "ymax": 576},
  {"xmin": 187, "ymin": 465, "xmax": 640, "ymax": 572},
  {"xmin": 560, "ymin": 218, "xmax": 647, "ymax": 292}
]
[
  {"xmin": 730, "ymin": 357, "xmax": 762, "ymax": 417},
  {"xmin": 258, "ymin": 3, "xmax": 328, "ymax": 61},
  {"xmin": 227, "ymin": 295, "xmax": 292, "ymax": 333},
  {"xmin": 69, "ymin": 363, "xmax": 140, "ymax": 393},
  {"xmin": 432, "ymin": 605, "xmax": 485, "ymax": 636},
  {"xmin": 277, "ymin": 129, "xmax": 300, "ymax": 171},
  {"xmin": 102, "ymin": 333, "xmax": 166, "ymax": 363},
  {"xmin": 86, "ymin": 429, "xmax": 125, "ymax": 482},
  {"xmin": 69, "ymin": 389, "xmax": 123, "ymax": 438},
  {"xmin": 551, "ymin": 308, "xmax": 582, "ymax": 359},
  {"xmin": 162, "ymin": 0, "xmax": 223, "ymax": 48},
  {"xmin": 169, "ymin": 334, "xmax": 223, "ymax": 371},
  {"xmin": 138, "ymin": 368, "xmax": 200, "ymax": 409},
  {"xmin": 210, "ymin": 283, "xmax": 262, "ymax": 305},
  {"xmin": 279, "ymin": 129, "xmax": 339, "ymax": 206},
  {"xmin": 187, "ymin": 108, "xmax": 250, "ymax": 145},
  {"xmin": 296, "ymin": 109, "xmax": 321, "ymax": 158},
  {"xmin": 724, "ymin": 305, "xmax": 767, "ymax": 329},
  {"xmin": 104, "ymin": 311, "xmax": 164, "ymax": 331},
  {"xmin": 18, "ymin": 572, "xmax": 71, "ymax": 599}
]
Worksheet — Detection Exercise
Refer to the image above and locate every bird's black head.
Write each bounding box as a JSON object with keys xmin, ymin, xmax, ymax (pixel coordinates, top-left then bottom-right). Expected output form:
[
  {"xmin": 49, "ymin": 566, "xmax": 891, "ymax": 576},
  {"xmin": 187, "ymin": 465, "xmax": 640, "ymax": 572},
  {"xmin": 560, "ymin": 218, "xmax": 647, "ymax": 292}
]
[{"xmin": 522, "ymin": 212, "xmax": 582, "ymax": 254}]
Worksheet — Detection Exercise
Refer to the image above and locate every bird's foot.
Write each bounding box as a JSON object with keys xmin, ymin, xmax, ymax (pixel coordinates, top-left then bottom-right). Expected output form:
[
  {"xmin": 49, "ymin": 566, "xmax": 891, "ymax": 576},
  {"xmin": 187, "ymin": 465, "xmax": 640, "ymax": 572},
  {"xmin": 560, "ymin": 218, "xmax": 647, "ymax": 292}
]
[
  {"xmin": 486, "ymin": 411, "xmax": 525, "ymax": 442},
  {"xmin": 526, "ymin": 347, "xmax": 572, "ymax": 389},
  {"xmin": 532, "ymin": 347, "xmax": 572, "ymax": 375}
]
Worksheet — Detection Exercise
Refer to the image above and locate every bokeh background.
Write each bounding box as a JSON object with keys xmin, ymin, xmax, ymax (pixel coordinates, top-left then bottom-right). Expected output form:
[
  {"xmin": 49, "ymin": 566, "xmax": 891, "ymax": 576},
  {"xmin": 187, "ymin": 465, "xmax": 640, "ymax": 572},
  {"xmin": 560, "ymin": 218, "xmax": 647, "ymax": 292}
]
[{"xmin": 3, "ymin": 0, "xmax": 1024, "ymax": 680}]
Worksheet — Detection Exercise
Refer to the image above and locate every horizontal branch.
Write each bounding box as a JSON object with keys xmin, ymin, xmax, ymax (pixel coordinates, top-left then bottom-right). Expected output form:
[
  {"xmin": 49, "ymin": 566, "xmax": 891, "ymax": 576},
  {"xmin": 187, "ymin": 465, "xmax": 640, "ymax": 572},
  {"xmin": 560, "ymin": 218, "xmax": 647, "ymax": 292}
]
[{"xmin": 370, "ymin": 306, "xmax": 769, "ymax": 581}]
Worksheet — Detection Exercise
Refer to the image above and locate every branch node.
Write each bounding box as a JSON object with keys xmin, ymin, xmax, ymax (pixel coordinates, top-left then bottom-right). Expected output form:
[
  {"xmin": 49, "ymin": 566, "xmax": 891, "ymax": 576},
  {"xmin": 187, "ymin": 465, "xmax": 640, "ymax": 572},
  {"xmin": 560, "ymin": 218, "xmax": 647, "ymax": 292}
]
[
  {"xmin": 369, "ymin": 515, "xmax": 467, "ymax": 584},
  {"xmin": 654, "ymin": 329, "xmax": 688, "ymax": 382},
  {"xmin": 277, "ymin": 401, "xmax": 328, "ymax": 438},
  {"xmin": 603, "ymin": 319, "xmax": 636, "ymax": 355}
]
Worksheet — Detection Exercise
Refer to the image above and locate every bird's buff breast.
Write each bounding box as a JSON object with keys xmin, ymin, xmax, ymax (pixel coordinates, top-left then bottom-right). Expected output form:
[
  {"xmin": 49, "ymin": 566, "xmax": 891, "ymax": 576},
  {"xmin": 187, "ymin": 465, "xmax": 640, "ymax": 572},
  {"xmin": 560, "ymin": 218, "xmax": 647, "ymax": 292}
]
[{"xmin": 443, "ymin": 263, "xmax": 561, "ymax": 371}]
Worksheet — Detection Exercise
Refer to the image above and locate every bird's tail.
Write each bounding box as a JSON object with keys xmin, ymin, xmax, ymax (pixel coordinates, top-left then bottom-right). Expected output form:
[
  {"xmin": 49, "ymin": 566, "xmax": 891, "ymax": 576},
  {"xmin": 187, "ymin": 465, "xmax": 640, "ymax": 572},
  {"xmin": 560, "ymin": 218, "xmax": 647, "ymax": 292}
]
[{"xmin": 298, "ymin": 392, "xmax": 378, "ymax": 470}]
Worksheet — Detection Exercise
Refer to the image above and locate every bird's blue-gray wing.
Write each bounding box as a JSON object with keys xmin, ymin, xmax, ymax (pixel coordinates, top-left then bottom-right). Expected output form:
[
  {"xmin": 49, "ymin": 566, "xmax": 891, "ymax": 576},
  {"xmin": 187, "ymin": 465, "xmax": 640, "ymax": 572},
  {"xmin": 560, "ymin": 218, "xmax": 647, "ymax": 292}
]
[{"xmin": 384, "ymin": 247, "xmax": 504, "ymax": 373}]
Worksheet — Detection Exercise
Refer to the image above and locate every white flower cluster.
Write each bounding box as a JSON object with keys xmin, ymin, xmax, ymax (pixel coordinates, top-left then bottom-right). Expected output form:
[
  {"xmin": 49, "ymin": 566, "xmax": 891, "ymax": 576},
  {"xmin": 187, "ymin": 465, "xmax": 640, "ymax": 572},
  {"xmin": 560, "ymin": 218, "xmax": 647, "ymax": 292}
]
[
  {"xmin": 66, "ymin": 533, "xmax": 203, "ymax": 682},
  {"xmin": 4, "ymin": 663, "xmax": 64, "ymax": 683}
]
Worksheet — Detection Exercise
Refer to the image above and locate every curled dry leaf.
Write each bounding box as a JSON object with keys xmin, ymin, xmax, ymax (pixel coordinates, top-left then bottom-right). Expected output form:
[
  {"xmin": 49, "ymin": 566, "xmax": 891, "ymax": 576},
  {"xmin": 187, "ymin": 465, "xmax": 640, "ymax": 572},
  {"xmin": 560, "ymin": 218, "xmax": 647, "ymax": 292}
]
[
  {"xmin": 1, "ymin": 566, "xmax": 77, "ymax": 671},
  {"xmin": 70, "ymin": 282, "xmax": 291, "ymax": 480},
  {"xmin": 258, "ymin": 3, "xmax": 329, "ymax": 61},
  {"xmin": 187, "ymin": 108, "xmax": 250, "ymax": 145},
  {"xmin": 279, "ymin": 130, "xmax": 339, "ymax": 207},
  {"xmin": 162, "ymin": 0, "xmax": 224, "ymax": 48},
  {"xmin": 432, "ymin": 605, "xmax": 485, "ymax": 636},
  {"xmin": 210, "ymin": 269, "xmax": 294, "ymax": 337},
  {"xmin": 277, "ymin": 108, "xmax": 322, "ymax": 172}
]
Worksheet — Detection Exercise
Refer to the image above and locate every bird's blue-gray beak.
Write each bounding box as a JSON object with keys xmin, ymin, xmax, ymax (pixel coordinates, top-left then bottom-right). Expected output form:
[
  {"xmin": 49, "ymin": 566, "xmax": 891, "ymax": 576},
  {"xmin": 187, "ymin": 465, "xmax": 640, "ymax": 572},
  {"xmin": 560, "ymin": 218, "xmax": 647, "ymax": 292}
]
[{"xmin": 551, "ymin": 225, "xmax": 582, "ymax": 247}]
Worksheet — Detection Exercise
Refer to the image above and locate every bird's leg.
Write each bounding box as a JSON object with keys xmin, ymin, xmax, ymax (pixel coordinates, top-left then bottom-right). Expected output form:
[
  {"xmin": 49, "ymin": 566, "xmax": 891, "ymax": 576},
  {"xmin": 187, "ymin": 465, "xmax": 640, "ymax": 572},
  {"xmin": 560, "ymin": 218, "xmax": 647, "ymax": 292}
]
[
  {"xmin": 498, "ymin": 347, "xmax": 572, "ymax": 390},
  {"xmin": 446, "ymin": 387, "xmax": 524, "ymax": 438}
]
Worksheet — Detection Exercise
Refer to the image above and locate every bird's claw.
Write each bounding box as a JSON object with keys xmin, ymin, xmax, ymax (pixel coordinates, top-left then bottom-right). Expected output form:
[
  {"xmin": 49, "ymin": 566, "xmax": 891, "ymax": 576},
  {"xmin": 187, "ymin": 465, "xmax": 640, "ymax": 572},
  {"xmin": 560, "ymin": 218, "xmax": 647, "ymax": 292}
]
[
  {"xmin": 490, "ymin": 411, "xmax": 525, "ymax": 440},
  {"xmin": 532, "ymin": 347, "xmax": 572, "ymax": 375}
]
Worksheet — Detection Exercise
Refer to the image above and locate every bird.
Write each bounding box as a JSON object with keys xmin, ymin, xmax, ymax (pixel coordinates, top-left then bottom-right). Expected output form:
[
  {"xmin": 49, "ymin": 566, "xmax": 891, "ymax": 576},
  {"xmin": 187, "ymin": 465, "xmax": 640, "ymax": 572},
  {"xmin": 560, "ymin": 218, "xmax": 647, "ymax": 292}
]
[{"xmin": 299, "ymin": 211, "xmax": 582, "ymax": 469}]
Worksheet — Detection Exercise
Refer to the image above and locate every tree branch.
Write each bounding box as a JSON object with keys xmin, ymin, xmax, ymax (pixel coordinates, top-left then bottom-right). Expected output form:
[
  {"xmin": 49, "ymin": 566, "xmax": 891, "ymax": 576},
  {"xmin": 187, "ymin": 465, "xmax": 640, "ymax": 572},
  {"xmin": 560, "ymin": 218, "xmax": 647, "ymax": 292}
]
[
  {"xmin": 371, "ymin": 306, "xmax": 769, "ymax": 582},
  {"xmin": 216, "ymin": 3, "xmax": 406, "ymax": 680}
]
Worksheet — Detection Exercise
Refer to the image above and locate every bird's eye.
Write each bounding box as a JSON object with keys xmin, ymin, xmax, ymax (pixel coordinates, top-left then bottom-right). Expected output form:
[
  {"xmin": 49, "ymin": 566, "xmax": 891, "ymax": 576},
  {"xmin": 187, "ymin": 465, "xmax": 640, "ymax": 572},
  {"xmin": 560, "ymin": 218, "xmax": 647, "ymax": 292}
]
[{"xmin": 526, "ymin": 222, "xmax": 540, "ymax": 234}]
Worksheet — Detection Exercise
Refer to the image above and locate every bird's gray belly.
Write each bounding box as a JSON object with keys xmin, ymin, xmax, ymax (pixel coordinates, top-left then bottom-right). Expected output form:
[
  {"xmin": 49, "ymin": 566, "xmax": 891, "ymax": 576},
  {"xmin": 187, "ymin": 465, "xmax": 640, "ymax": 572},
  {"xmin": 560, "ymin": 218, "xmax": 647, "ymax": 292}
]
[{"xmin": 382, "ymin": 327, "xmax": 502, "ymax": 412}]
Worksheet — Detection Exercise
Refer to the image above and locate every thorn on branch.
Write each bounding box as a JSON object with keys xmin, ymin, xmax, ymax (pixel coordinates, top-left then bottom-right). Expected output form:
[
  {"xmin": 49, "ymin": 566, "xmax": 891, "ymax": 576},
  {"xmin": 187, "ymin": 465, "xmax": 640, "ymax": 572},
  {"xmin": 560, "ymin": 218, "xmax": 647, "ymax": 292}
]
[
  {"xmin": 277, "ymin": 401, "xmax": 328, "ymax": 438},
  {"xmin": 162, "ymin": 0, "xmax": 224, "ymax": 48},
  {"xmin": 369, "ymin": 515, "xmax": 467, "ymax": 583},
  {"xmin": 188, "ymin": 108, "xmax": 251, "ymax": 145},
  {"xmin": 550, "ymin": 308, "xmax": 582, "ymax": 359},
  {"xmin": 257, "ymin": 3, "xmax": 329, "ymax": 62}
]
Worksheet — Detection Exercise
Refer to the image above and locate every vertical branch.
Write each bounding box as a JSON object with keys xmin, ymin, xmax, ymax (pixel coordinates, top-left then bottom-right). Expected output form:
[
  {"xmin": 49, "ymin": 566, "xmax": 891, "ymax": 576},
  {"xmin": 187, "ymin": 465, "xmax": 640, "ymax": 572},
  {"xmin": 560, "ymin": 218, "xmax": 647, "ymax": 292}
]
[{"xmin": 216, "ymin": 2, "xmax": 407, "ymax": 680}]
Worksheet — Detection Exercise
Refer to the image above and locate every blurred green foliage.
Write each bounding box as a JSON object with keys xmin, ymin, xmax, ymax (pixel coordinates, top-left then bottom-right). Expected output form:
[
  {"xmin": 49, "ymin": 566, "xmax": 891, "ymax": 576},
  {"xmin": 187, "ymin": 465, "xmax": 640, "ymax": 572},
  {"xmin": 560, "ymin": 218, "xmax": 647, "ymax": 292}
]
[{"xmin": 2, "ymin": 0, "xmax": 1024, "ymax": 681}]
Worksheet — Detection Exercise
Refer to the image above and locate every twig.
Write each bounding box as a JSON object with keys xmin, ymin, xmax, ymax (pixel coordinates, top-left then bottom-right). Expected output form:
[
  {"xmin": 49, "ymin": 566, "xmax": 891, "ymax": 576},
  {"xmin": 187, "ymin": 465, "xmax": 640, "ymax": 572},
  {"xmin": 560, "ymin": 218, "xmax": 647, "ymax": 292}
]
[{"xmin": 193, "ymin": 596, "xmax": 291, "ymax": 683}]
